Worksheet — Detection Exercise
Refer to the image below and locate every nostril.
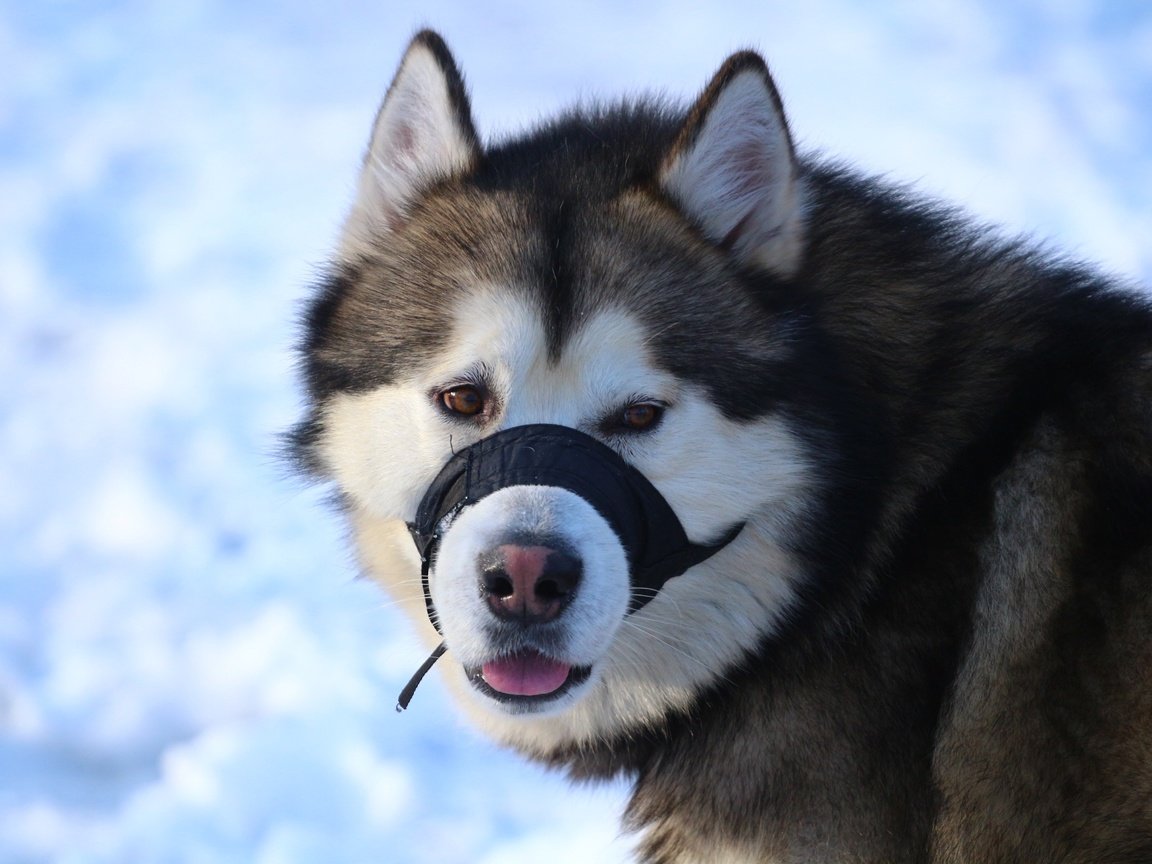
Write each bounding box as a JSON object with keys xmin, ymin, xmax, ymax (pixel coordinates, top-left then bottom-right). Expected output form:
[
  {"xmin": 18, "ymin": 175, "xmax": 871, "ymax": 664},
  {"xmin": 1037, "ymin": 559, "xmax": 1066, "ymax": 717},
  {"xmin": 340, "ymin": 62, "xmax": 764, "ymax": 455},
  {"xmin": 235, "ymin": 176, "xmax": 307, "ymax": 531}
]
[
  {"xmin": 536, "ymin": 550, "xmax": 582, "ymax": 602},
  {"xmin": 535, "ymin": 578, "xmax": 566, "ymax": 601},
  {"xmin": 483, "ymin": 570, "xmax": 515, "ymax": 600}
]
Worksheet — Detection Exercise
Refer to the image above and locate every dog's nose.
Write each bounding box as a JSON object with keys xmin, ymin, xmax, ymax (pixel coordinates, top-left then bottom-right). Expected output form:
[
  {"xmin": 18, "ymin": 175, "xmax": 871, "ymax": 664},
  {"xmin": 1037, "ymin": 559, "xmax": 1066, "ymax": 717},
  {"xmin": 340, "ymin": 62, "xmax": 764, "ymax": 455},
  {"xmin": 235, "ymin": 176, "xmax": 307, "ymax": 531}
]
[{"xmin": 480, "ymin": 543, "xmax": 582, "ymax": 623}]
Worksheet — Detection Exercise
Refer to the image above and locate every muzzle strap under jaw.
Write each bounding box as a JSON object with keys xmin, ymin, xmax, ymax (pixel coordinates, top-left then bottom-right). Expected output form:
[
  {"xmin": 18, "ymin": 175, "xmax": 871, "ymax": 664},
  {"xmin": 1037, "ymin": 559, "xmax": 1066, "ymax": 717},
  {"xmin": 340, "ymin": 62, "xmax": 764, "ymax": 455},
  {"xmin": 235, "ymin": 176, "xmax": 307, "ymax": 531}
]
[
  {"xmin": 397, "ymin": 423, "xmax": 744, "ymax": 709},
  {"xmin": 408, "ymin": 521, "xmax": 444, "ymax": 635},
  {"xmin": 627, "ymin": 521, "xmax": 744, "ymax": 605},
  {"xmin": 395, "ymin": 641, "xmax": 446, "ymax": 712}
]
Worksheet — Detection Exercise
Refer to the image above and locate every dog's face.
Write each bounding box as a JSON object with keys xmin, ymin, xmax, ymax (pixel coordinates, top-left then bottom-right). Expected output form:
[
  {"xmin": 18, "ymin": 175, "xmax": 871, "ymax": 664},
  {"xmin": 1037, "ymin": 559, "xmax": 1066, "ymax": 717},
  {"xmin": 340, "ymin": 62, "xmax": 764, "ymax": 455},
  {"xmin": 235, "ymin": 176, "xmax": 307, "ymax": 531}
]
[{"xmin": 296, "ymin": 33, "xmax": 817, "ymax": 751}]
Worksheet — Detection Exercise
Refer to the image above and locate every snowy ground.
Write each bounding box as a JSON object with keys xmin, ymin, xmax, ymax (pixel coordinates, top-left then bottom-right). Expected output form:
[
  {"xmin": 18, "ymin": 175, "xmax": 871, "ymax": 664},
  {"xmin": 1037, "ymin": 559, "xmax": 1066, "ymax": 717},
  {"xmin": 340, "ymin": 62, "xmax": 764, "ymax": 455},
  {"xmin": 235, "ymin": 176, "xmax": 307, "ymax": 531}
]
[{"xmin": 2, "ymin": 2, "xmax": 1149, "ymax": 862}]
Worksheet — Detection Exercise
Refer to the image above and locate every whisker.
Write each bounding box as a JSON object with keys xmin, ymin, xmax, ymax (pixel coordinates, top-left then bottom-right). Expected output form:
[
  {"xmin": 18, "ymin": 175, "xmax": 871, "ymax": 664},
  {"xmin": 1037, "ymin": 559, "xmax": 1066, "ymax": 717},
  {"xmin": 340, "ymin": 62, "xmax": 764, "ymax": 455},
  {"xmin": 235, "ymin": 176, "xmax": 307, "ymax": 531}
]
[
  {"xmin": 619, "ymin": 617, "xmax": 729, "ymax": 682},
  {"xmin": 627, "ymin": 585, "xmax": 687, "ymax": 618}
]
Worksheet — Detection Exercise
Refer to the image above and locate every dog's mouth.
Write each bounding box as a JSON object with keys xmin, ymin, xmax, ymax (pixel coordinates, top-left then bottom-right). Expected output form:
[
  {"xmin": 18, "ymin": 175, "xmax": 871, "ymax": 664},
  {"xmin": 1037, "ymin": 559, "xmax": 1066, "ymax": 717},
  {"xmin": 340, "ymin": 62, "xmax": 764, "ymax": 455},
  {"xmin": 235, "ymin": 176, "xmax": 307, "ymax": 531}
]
[{"xmin": 466, "ymin": 650, "xmax": 592, "ymax": 705}]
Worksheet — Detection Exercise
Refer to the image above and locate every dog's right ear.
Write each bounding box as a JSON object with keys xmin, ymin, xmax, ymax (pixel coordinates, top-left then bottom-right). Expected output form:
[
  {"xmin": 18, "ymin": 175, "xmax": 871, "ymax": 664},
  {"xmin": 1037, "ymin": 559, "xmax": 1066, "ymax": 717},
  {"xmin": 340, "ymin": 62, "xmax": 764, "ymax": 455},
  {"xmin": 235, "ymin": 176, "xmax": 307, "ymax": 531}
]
[{"xmin": 340, "ymin": 30, "xmax": 479, "ymax": 260}]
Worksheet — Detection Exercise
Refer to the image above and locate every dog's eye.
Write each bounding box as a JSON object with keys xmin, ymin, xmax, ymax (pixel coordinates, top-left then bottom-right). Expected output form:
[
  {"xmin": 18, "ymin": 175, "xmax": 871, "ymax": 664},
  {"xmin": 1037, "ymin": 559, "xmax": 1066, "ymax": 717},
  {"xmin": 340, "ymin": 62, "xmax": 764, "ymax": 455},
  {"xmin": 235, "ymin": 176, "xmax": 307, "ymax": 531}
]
[
  {"xmin": 440, "ymin": 384, "xmax": 486, "ymax": 417},
  {"xmin": 620, "ymin": 402, "xmax": 663, "ymax": 432}
]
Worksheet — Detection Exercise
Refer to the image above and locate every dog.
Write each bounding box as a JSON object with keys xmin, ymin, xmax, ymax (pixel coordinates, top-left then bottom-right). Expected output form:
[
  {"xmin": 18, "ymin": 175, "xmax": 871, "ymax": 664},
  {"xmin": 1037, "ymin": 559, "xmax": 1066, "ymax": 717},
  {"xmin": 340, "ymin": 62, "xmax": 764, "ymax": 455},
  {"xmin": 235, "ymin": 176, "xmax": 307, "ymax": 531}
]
[{"xmin": 291, "ymin": 30, "xmax": 1152, "ymax": 863}]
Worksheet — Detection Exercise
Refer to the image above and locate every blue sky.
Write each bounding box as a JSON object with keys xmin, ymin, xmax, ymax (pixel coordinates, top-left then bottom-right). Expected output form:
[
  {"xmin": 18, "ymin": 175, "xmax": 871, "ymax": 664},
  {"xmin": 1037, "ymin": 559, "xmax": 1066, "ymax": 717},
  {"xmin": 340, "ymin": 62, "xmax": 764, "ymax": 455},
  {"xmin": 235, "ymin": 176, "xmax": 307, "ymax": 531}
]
[{"xmin": 2, "ymin": 2, "xmax": 1149, "ymax": 862}]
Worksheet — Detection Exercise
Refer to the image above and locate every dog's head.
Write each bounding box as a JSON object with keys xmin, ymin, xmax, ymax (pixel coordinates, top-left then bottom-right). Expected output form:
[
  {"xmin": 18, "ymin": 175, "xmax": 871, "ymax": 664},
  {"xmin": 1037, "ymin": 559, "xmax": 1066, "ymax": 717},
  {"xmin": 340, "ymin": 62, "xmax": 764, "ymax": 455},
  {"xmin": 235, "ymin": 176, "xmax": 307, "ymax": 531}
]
[{"xmin": 293, "ymin": 31, "xmax": 821, "ymax": 753}]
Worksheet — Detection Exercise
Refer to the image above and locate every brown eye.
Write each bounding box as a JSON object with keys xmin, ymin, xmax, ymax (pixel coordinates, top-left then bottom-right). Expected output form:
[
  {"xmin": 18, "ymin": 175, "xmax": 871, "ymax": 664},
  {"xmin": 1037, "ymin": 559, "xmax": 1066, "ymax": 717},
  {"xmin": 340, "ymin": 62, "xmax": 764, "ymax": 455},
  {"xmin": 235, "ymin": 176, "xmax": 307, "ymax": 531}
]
[
  {"xmin": 441, "ymin": 385, "xmax": 485, "ymax": 417},
  {"xmin": 621, "ymin": 403, "xmax": 662, "ymax": 431}
]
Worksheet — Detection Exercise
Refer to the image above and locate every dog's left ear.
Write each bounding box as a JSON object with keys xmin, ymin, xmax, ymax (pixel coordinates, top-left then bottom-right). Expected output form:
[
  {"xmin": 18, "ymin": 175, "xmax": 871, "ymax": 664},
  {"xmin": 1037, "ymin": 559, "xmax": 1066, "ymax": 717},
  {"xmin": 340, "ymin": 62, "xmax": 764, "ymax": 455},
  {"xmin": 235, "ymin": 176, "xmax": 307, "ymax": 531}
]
[{"xmin": 660, "ymin": 52, "xmax": 804, "ymax": 277}]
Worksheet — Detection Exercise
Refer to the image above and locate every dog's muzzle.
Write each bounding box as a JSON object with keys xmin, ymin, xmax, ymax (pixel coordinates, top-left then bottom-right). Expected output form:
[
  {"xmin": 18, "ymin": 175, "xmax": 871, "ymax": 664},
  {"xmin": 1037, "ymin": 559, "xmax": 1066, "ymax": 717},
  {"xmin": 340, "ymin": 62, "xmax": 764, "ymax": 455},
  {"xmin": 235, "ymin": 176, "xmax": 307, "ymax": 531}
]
[{"xmin": 395, "ymin": 423, "xmax": 743, "ymax": 710}]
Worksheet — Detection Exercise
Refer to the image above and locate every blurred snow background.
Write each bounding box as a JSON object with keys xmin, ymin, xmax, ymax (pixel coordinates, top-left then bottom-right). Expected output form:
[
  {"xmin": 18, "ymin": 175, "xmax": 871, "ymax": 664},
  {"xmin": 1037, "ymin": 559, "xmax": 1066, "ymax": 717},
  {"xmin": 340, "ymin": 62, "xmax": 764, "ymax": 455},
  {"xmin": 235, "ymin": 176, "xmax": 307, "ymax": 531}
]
[{"xmin": 1, "ymin": 1, "xmax": 1148, "ymax": 862}]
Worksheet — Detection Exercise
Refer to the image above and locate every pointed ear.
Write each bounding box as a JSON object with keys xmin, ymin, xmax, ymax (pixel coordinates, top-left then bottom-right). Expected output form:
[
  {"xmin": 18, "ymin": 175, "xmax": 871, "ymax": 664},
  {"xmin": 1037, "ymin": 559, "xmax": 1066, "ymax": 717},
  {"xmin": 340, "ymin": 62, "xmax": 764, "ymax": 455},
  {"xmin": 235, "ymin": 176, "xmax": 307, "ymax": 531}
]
[
  {"xmin": 340, "ymin": 30, "xmax": 479, "ymax": 260},
  {"xmin": 660, "ymin": 52, "xmax": 804, "ymax": 277}
]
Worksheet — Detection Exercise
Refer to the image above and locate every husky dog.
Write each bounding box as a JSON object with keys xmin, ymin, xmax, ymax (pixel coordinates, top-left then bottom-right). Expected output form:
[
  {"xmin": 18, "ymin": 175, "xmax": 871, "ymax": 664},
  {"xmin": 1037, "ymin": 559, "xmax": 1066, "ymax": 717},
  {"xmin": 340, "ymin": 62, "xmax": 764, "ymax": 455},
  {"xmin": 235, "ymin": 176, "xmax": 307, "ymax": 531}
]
[{"xmin": 292, "ymin": 30, "xmax": 1152, "ymax": 863}]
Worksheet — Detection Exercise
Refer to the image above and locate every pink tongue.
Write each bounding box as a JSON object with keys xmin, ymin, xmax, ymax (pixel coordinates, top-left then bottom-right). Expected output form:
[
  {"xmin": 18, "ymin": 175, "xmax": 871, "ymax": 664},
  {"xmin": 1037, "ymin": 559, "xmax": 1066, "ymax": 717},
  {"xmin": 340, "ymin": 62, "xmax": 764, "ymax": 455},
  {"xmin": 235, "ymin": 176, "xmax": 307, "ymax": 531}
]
[{"xmin": 482, "ymin": 652, "xmax": 571, "ymax": 696}]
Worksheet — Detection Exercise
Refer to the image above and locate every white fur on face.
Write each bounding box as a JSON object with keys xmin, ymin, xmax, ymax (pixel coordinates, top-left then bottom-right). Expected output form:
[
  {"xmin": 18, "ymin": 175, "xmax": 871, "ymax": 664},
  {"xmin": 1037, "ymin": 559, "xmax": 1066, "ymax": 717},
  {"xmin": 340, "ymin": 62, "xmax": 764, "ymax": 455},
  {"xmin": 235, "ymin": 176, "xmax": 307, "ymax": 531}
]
[
  {"xmin": 433, "ymin": 486, "xmax": 630, "ymax": 685},
  {"xmin": 319, "ymin": 288, "xmax": 814, "ymax": 744}
]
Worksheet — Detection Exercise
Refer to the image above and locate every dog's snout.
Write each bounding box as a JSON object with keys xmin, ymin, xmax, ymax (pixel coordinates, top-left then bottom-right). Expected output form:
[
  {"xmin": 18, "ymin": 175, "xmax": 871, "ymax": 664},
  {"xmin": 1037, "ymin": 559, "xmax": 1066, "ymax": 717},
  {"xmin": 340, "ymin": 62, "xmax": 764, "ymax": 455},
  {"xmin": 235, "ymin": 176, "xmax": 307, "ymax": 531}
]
[{"xmin": 480, "ymin": 543, "xmax": 582, "ymax": 623}]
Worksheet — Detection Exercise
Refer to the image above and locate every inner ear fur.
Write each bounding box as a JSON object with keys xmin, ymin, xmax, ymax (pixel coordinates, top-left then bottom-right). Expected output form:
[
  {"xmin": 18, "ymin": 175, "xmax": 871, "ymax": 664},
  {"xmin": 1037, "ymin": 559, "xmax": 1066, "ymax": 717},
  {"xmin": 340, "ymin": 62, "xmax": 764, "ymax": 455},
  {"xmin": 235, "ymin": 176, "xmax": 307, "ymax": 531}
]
[
  {"xmin": 339, "ymin": 30, "xmax": 479, "ymax": 261},
  {"xmin": 660, "ymin": 52, "xmax": 805, "ymax": 278}
]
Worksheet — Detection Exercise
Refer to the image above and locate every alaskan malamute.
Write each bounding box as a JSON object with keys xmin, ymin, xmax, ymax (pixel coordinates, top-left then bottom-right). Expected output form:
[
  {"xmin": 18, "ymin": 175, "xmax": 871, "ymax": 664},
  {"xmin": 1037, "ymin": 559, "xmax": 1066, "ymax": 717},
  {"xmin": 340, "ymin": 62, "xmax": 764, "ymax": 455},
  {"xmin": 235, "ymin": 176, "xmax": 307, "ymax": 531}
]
[{"xmin": 292, "ymin": 30, "xmax": 1152, "ymax": 863}]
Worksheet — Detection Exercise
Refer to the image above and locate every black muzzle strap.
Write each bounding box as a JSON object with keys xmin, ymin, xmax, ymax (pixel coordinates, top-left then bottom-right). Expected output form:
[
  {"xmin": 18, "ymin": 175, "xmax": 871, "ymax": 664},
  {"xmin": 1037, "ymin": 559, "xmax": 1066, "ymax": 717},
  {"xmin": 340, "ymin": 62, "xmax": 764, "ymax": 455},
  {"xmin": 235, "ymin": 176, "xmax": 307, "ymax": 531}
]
[{"xmin": 395, "ymin": 423, "xmax": 743, "ymax": 710}]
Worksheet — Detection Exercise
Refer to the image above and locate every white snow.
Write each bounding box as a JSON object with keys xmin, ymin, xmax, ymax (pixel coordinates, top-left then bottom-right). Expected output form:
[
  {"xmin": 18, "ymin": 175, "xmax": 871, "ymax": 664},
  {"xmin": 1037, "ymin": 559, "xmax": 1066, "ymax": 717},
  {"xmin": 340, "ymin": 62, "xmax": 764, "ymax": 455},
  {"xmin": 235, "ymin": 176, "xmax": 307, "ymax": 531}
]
[{"xmin": 2, "ymin": 1, "xmax": 1149, "ymax": 862}]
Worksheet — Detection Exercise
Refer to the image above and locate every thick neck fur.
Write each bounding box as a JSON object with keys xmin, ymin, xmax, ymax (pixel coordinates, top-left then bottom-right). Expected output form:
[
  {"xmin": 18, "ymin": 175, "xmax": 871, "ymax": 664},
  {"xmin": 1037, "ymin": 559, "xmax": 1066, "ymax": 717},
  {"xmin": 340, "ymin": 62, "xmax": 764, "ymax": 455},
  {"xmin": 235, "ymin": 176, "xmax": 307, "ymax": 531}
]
[{"xmin": 799, "ymin": 163, "xmax": 1147, "ymax": 484}]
